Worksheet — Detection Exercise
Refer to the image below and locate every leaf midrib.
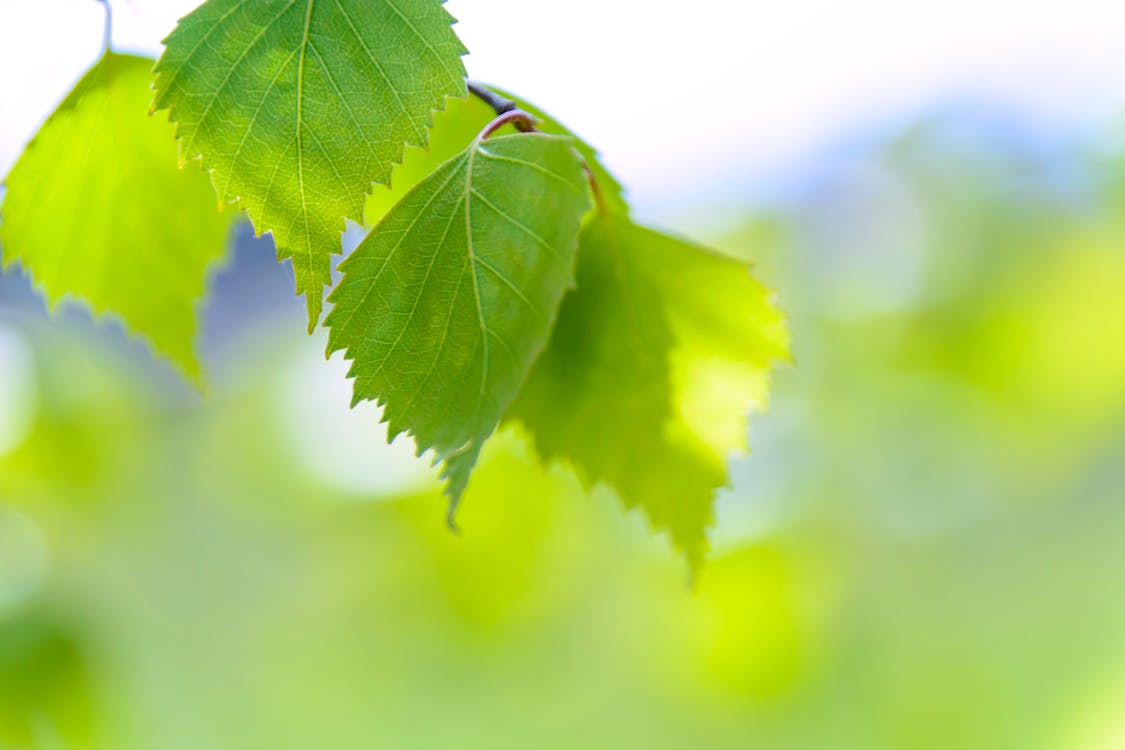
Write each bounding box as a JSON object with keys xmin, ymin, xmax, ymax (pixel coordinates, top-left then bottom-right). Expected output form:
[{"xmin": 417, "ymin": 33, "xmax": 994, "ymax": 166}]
[
  {"xmin": 330, "ymin": 155, "xmax": 469, "ymax": 343},
  {"xmin": 464, "ymin": 140, "xmax": 490, "ymax": 402},
  {"xmin": 295, "ymin": 0, "xmax": 315, "ymax": 292}
]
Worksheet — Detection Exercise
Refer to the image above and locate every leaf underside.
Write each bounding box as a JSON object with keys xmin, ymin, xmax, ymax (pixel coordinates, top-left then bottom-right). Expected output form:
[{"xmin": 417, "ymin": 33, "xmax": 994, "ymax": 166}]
[
  {"xmin": 152, "ymin": 0, "xmax": 468, "ymax": 330},
  {"xmin": 508, "ymin": 214, "xmax": 790, "ymax": 569},
  {"xmin": 326, "ymin": 133, "xmax": 590, "ymax": 502},
  {"xmin": 0, "ymin": 53, "xmax": 233, "ymax": 381}
]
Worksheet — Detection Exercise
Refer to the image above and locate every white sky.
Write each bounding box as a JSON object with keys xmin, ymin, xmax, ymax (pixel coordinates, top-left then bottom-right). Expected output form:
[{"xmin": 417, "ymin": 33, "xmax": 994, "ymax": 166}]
[{"xmin": 2, "ymin": 0, "xmax": 1125, "ymax": 216}]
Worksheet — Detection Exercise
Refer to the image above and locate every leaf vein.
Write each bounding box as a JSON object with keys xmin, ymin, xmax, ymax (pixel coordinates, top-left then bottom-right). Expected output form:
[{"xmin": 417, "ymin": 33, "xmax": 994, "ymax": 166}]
[
  {"xmin": 181, "ymin": 0, "xmax": 298, "ymax": 152},
  {"xmin": 383, "ymin": 0, "xmax": 465, "ymax": 86},
  {"xmin": 329, "ymin": 157, "xmax": 468, "ymax": 338},
  {"xmin": 477, "ymin": 150, "xmax": 582, "ymax": 192},
  {"xmin": 474, "ymin": 255, "xmax": 546, "ymax": 324},
  {"xmin": 330, "ymin": 0, "xmax": 425, "ymax": 143},
  {"xmin": 469, "ymin": 188, "xmax": 562, "ymax": 261}
]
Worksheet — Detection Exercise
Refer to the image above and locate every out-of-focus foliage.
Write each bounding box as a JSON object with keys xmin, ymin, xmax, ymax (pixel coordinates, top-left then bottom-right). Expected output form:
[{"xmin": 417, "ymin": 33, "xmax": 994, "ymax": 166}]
[
  {"xmin": 2, "ymin": 107, "xmax": 1125, "ymax": 749},
  {"xmin": 0, "ymin": 608, "xmax": 94, "ymax": 747},
  {"xmin": 511, "ymin": 214, "xmax": 789, "ymax": 569},
  {"xmin": 0, "ymin": 53, "xmax": 233, "ymax": 381}
]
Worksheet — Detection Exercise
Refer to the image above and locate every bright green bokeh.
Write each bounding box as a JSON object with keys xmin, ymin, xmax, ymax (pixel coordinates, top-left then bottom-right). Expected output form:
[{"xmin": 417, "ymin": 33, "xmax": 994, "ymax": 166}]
[{"xmin": 4, "ymin": 104, "xmax": 1125, "ymax": 750}]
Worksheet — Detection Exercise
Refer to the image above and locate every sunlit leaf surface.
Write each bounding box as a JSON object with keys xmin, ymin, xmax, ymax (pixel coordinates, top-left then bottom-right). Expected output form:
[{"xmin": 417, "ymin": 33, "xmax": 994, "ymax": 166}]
[
  {"xmin": 153, "ymin": 0, "xmax": 468, "ymax": 328},
  {"xmin": 0, "ymin": 53, "xmax": 232, "ymax": 381}
]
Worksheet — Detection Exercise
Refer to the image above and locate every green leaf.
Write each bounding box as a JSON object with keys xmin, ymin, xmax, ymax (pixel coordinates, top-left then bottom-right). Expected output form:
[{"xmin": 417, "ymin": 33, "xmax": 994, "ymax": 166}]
[
  {"xmin": 0, "ymin": 53, "xmax": 233, "ymax": 382},
  {"xmin": 326, "ymin": 132, "xmax": 590, "ymax": 504},
  {"xmin": 490, "ymin": 86, "xmax": 629, "ymax": 216},
  {"xmin": 152, "ymin": 0, "xmax": 468, "ymax": 330},
  {"xmin": 364, "ymin": 84, "xmax": 627, "ymax": 227},
  {"xmin": 508, "ymin": 214, "xmax": 790, "ymax": 569}
]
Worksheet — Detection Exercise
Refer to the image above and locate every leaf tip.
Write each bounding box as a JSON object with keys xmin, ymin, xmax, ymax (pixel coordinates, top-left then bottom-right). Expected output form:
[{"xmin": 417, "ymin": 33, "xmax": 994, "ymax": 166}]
[
  {"xmin": 303, "ymin": 294, "xmax": 323, "ymax": 334},
  {"xmin": 445, "ymin": 498, "xmax": 463, "ymax": 536}
]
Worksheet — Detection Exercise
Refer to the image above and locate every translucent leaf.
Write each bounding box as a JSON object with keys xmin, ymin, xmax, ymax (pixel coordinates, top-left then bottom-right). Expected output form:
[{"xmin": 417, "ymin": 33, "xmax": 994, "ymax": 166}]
[
  {"xmin": 0, "ymin": 53, "xmax": 233, "ymax": 382},
  {"xmin": 152, "ymin": 0, "xmax": 468, "ymax": 330},
  {"xmin": 326, "ymin": 133, "xmax": 590, "ymax": 505},
  {"xmin": 508, "ymin": 214, "xmax": 790, "ymax": 569}
]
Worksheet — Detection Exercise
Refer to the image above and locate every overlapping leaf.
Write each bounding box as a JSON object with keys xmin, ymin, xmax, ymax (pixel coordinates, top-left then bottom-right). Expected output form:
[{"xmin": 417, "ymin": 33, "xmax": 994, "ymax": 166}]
[
  {"xmin": 152, "ymin": 0, "xmax": 468, "ymax": 329},
  {"xmin": 361, "ymin": 83, "xmax": 789, "ymax": 561},
  {"xmin": 508, "ymin": 215, "xmax": 790, "ymax": 568},
  {"xmin": 326, "ymin": 133, "xmax": 590, "ymax": 504},
  {"xmin": 0, "ymin": 53, "xmax": 233, "ymax": 381}
]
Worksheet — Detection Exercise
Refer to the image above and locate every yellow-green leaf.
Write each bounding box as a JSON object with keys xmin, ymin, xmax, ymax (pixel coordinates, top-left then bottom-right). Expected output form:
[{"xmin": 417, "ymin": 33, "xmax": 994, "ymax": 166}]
[
  {"xmin": 508, "ymin": 214, "xmax": 790, "ymax": 569},
  {"xmin": 0, "ymin": 53, "xmax": 233, "ymax": 382}
]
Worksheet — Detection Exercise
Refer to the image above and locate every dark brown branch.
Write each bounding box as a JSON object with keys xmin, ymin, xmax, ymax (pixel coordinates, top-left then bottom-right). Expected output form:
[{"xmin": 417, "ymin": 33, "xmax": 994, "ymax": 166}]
[
  {"xmin": 470, "ymin": 80, "xmax": 607, "ymax": 213},
  {"xmin": 467, "ymin": 81, "xmax": 519, "ymax": 117}
]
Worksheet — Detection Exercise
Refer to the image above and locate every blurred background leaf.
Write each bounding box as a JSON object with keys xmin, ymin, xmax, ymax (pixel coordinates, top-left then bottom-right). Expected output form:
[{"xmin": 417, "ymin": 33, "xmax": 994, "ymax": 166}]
[
  {"xmin": 3, "ymin": 103, "xmax": 1125, "ymax": 748},
  {"xmin": 3, "ymin": 1, "xmax": 1125, "ymax": 748}
]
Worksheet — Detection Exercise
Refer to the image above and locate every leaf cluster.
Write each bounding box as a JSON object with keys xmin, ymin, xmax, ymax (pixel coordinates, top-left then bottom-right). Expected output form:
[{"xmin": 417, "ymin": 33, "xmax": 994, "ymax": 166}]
[{"xmin": 0, "ymin": 0, "xmax": 789, "ymax": 567}]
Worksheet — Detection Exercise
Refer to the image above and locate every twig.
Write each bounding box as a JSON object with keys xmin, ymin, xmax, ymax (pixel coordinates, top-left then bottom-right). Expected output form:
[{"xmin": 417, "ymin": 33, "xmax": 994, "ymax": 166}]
[
  {"xmin": 478, "ymin": 109, "xmax": 537, "ymax": 139},
  {"xmin": 467, "ymin": 80, "xmax": 519, "ymax": 117},
  {"xmin": 468, "ymin": 80, "xmax": 607, "ymax": 212}
]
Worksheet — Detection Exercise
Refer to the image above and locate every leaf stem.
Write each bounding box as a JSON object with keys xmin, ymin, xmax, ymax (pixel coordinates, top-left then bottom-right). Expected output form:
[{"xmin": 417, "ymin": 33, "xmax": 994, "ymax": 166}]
[
  {"xmin": 469, "ymin": 81, "xmax": 607, "ymax": 213},
  {"xmin": 477, "ymin": 109, "xmax": 537, "ymax": 139},
  {"xmin": 581, "ymin": 162, "xmax": 605, "ymax": 212}
]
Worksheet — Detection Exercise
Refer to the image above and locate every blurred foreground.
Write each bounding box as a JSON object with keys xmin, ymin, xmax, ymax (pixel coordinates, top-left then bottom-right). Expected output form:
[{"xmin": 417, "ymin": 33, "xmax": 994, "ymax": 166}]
[{"xmin": 2, "ymin": 107, "xmax": 1125, "ymax": 749}]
